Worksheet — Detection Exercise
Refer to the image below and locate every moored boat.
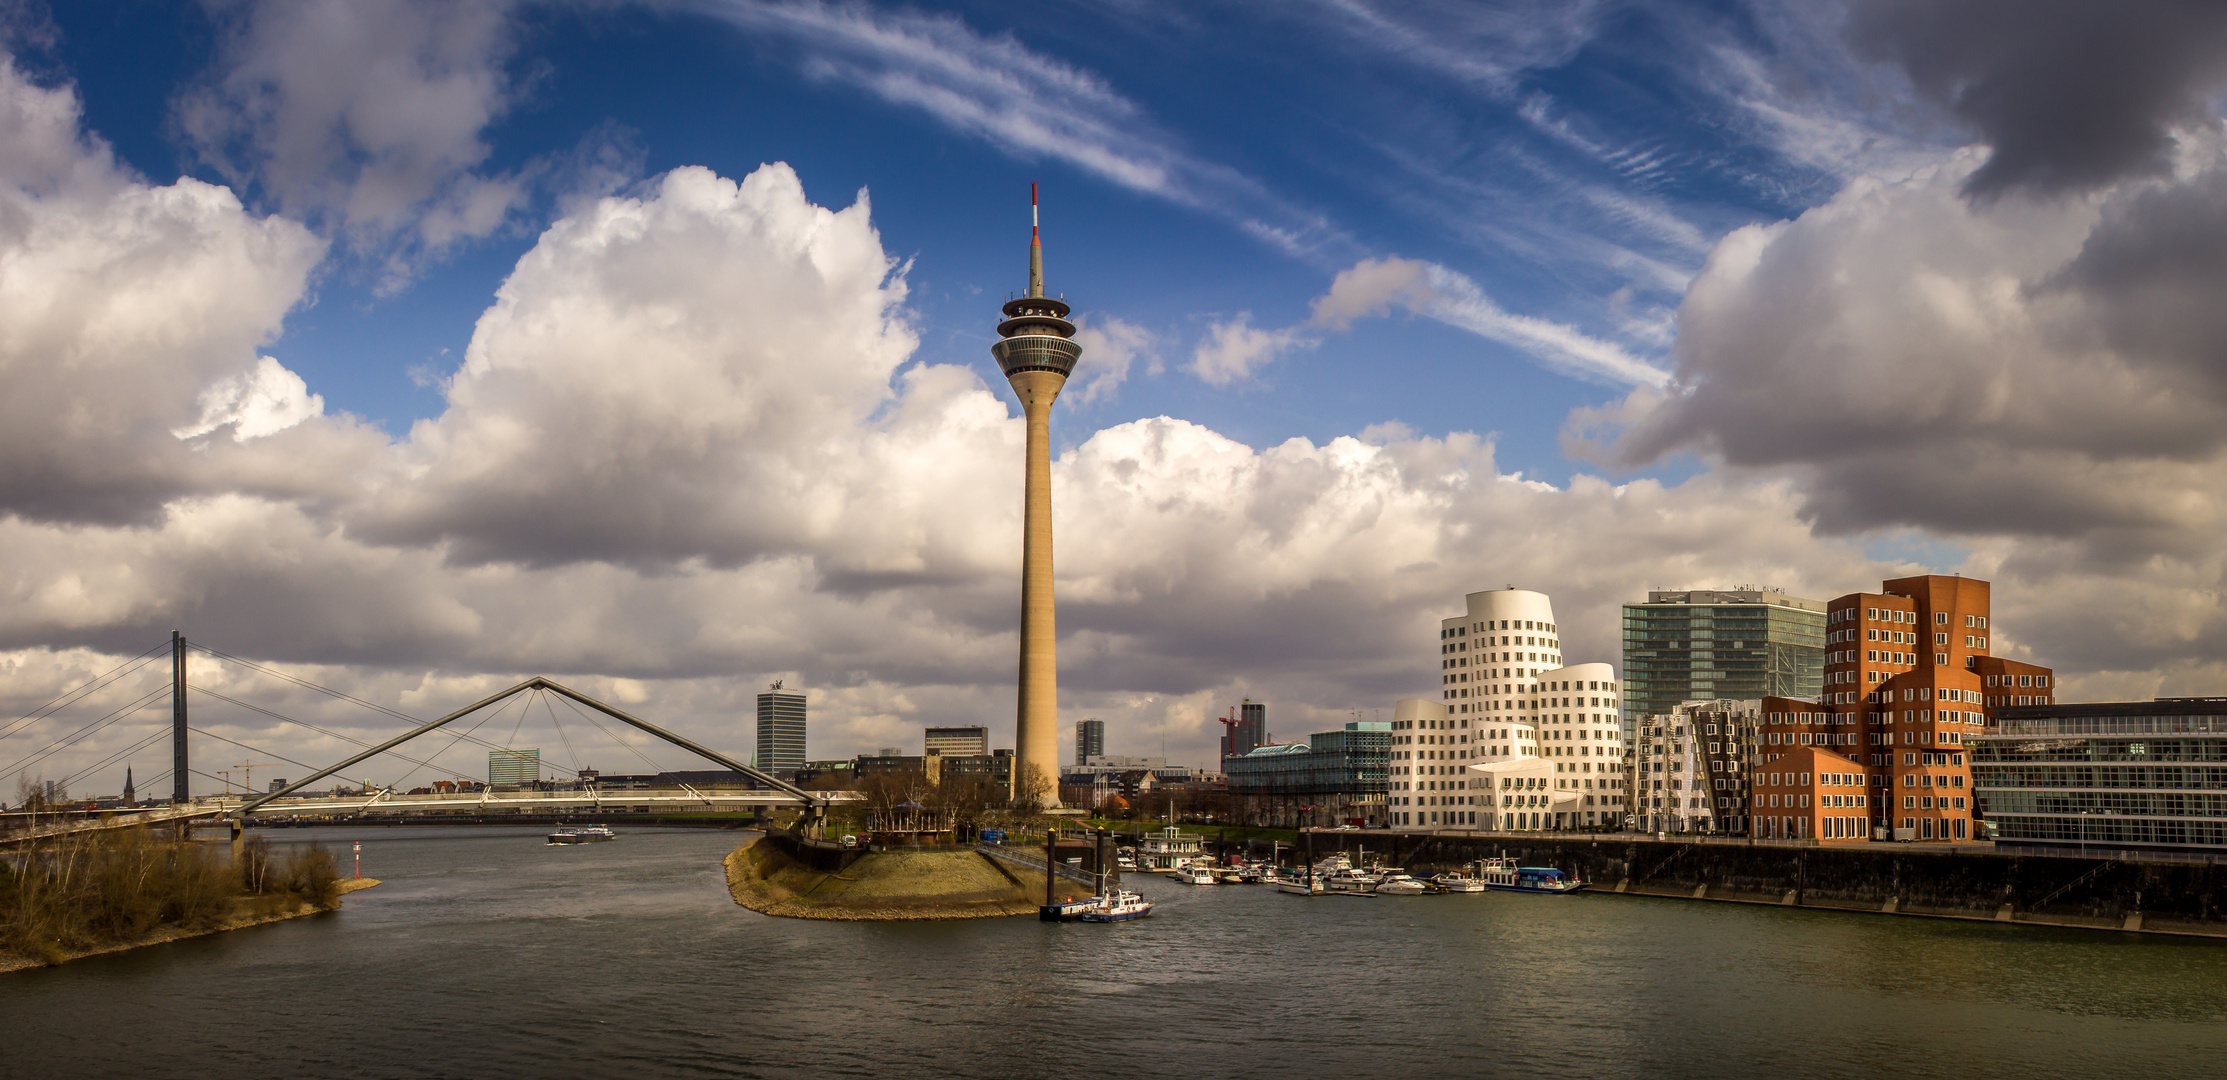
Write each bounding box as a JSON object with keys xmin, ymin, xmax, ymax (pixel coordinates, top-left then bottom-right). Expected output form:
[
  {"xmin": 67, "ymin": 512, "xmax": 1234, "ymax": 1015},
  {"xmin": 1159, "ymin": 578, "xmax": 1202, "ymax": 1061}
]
[
  {"xmin": 1373, "ymin": 872, "xmax": 1430, "ymax": 895},
  {"xmin": 1476, "ymin": 857, "xmax": 1587, "ymax": 894},
  {"xmin": 1077, "ymin": 890, "xmax": 1153, "ymax": 922},
  {"xmin": 1433, "ymin": 871, "xmax": 1486, "ymax": 893}
]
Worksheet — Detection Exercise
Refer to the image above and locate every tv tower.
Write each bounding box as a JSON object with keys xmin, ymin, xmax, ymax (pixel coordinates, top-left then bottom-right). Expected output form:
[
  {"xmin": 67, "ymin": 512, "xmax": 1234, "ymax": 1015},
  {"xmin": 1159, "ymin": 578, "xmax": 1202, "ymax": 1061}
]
[{"xmin": 991, "ymin": 184, "xmax": 1082, "ymax": 808}]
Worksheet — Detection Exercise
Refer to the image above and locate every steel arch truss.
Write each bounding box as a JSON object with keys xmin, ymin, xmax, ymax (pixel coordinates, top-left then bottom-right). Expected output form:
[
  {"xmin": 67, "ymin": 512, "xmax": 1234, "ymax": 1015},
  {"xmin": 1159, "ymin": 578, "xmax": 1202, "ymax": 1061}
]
[{"xmin": 235, "ymin": 677, "xmax": 822, "ymax": 817}]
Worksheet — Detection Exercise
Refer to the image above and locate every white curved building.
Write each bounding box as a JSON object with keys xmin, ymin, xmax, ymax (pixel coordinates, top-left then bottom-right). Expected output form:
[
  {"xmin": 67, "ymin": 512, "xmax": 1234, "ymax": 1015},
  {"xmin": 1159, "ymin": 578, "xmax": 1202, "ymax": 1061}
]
[{"xmin": 1388, "ymin": 587, "xmax": 1628, "ymax": 831}]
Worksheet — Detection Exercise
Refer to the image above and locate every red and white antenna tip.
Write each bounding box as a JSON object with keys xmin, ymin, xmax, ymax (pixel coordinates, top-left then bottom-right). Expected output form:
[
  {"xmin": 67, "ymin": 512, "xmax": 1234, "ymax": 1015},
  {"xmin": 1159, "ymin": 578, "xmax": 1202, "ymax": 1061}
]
[{"xmin": 1030, "ymin": 183, "xmax": 1040, "ymax": 239}]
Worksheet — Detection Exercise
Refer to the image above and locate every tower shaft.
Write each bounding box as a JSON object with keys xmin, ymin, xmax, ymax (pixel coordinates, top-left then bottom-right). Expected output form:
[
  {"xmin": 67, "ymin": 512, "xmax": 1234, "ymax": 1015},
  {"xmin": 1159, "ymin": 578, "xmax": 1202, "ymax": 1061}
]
[
  {"xmin": 990, "ymin": 184, "xmax": 1081, "ymax": 810},
  {"xmin": 1013, "ymin": 369, "xmax": 1062, "ymax": 805}
]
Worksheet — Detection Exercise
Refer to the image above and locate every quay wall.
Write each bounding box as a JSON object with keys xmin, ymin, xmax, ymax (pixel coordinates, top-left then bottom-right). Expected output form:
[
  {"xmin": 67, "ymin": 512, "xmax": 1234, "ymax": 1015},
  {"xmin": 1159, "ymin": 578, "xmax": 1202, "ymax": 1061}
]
[{"xmin": 1286, "ymin": 833, "xmax": 2227, "ymax": 936}]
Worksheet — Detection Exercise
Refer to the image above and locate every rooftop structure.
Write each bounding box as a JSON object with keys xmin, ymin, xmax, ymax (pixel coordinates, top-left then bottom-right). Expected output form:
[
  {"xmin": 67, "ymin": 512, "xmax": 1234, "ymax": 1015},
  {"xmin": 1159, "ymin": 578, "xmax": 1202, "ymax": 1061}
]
[{"xmin": 926, "ymin": 725, "xmax": 990, "ymax": 758}]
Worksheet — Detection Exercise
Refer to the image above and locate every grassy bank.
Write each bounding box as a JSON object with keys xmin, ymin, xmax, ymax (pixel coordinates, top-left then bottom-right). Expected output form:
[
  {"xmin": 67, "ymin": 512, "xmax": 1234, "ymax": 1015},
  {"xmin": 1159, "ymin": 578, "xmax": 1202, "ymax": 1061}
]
[
  {"xmin": 1, "ymin": 829, "xmax": 340, "ymax": 969},
  {"xmin": 724, "ymin": 836, "xmax": 1039, "ymax": 920}
]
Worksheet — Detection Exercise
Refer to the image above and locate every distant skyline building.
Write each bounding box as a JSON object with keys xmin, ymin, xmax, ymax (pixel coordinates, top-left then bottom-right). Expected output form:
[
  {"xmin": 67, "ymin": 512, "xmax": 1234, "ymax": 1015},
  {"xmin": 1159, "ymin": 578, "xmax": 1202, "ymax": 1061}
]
[
  {"xmin": 756, "ymin": 684, "xmax": 807, "ymax": 777},
  {"xmin": 1074, "ymin": 718, "xmax": 1104, "ymax": 765},
  {"xmin": 1621, "ymin": 588, "xmax": 1826, "ymax": 730},
  {"xmin": 488, "ymin": 748, "xmax": 539, "ymax": 786},
  {"xmin": 991, "ymin": 185, "xmax": 1083, "ymax": 807},
  {"xmin": 927, "ymin": 725, "xmax": 990, "ymax": 758},
  {"xmin": 1217, "ymin": 700, "xmax": 1267, "ymax": 764}
]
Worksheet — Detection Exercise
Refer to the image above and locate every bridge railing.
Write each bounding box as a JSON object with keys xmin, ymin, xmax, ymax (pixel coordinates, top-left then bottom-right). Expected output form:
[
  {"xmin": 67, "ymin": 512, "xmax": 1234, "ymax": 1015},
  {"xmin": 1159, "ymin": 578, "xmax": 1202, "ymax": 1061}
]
[{"xmin": 977, "ymin": 842, "xmax": 1097, "ymax": 889}]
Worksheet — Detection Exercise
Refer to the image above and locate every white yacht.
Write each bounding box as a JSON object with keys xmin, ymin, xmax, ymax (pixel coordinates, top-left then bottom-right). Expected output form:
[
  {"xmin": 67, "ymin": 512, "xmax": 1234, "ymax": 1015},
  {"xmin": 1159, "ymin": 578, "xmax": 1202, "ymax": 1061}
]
[
  {"xmin": 1181, "ymin": 866, "xmax": 1218, "ymax": 885},
  {"xmin": 1276, "ymin": 869, "xmax": 1325, "ymax": 895},
  {"xmin": 1432, "ymin": 871, "xmax": 1486, "ymax": 893},
  {"xmin": 1373, "ymin": 872, "xmax": 1429, "ymax": 895}
]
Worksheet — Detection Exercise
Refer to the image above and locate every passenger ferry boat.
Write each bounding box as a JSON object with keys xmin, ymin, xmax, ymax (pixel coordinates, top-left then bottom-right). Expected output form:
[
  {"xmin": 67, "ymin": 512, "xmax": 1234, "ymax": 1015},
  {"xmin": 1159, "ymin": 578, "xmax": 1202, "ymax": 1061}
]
[
  {"xmin": 546, "ymin": 825, "xmax": 616, "ymax": 845},
  {"xmin": 1475, "ymin": 858, "xmax": 1586, "ymax": 894}
]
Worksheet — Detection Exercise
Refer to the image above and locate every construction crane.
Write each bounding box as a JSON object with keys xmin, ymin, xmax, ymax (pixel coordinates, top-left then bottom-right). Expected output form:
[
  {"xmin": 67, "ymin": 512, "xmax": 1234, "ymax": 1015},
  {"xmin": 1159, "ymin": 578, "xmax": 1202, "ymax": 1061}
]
[{"xmin": 217, "ymin": 761, "xmax": 287, "ymax": 795}]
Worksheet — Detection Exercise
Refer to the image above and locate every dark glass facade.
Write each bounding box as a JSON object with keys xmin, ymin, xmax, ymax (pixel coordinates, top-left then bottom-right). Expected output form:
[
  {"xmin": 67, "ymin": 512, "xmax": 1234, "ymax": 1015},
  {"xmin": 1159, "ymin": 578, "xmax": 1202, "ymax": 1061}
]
[
  {"xmin": 1224, "ymin": 722, "xmax": 1390, "ymax": 826},
  {"xmin": 1971, "ymin": 699, "xmax": 2227, "ymax": 854},
  {"xmin": 1621, "ymin": 590, "xmax": 1825, "ymax": 731}
]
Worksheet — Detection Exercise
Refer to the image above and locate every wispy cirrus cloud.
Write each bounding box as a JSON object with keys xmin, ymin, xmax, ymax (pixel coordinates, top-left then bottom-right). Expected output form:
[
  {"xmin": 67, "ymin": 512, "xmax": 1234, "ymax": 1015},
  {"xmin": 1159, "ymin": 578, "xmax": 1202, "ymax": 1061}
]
[
  {"xmin": 683, "ymin": 0, "xmax": 1355, "ymax": 259},
  {"xmin": 1312, "ymin": 255, "xmax": 1670, "ymax": 388}
]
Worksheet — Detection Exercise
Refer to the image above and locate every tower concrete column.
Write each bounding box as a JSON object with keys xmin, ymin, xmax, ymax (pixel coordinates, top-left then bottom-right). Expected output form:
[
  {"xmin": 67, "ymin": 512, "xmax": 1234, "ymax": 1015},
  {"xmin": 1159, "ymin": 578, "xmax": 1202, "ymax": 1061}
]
[
  {"xmin": 1012, "ymin": 368, "xmax": 1063, "ymax": 807},
  {"xmin": 990, "ymin": 185, "xmax": 1082, "ymax": 809}
]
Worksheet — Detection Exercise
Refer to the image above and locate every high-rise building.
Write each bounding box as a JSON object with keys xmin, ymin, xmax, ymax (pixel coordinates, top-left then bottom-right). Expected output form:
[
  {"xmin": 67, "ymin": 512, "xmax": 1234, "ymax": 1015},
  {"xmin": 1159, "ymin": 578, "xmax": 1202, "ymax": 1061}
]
[
  {"xmin": 1216, "ymin": 701, "xmax": 1267, "ymax": 764},
  {"xmin": 488, "ymin": 748, "xmax": 539, "ymax": 785},
  {"xmin": 1621, "ymin": 588, "xmax": 1825, "ymax": 730},
  {"xmin": 1392, "ymin": 587, "xmax": 1624, "ymax": 831},
  {"xmin": 1074, "ymin": 718, "xmax": 1104, "ymax": 765},
  {"xmin": 926, "ymin": 725, "xmax": 990, "ymax": 757},
  {"xmin": 991, "ymin": 185, "xmax": 1083, "ymax": 808},
  {"xmin": 756, "ymin": 684, "xmax": 807, "ymax": 777},
  {"xmin": 1756, "ymin": 573, "xmax": 2053, "ymax": 843}
]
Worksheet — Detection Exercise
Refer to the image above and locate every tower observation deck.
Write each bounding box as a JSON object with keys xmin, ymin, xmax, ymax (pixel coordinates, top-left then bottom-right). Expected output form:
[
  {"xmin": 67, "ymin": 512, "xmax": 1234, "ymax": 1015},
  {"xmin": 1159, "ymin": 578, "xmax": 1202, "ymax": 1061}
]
[{"xmin": 993, "ymin": 184, "xmax": 1081, "ymax": 809}]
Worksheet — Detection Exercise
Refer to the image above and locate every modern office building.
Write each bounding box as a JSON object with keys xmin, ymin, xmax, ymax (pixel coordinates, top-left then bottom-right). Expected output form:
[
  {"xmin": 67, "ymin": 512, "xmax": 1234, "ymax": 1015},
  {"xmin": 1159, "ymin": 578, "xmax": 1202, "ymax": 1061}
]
[
  {"xmin": 1971, "ymin": 698, "xmax": 2227, "ymax": 857},
  {"xmin": 488, "ymin": 748, "xmax": 539, "ymax": 786},
  {"xmin": 991, "ymin": 186, "xmax": 1084, "ymax": 807},
  {"xmin": 1223, "ymin": 721, "xmax": 1390, "ymax": 827},
  {"xmin": 755, "ymin": 684, "xmax": 807, "ymax": 777},
  {"xmin": 927, "ymin": 725, "xmax": 991, "ymax": 758},
  {"xmin": 1401, "ymin": 586, "xmax": 1624, "ymax": 831},
  {"xmin": 1621, "ymin": 588, "xmax": 1825, "ymax": 730},
  {"xmin": 1629, "ymin": 699, "xmax": 1760, "ymax": 834},
  {"xmin": 1074, "ymin": 718, "xmax": 1104, "ymax": 765},
  {"xmin": 1810, "ymin": 574, "xmax": 2053, "ymax": 842}
]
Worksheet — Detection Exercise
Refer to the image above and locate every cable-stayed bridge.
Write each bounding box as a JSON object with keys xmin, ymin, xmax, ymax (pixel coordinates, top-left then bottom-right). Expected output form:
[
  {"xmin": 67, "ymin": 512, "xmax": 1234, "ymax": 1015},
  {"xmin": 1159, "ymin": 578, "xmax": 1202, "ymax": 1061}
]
[{"xmin": 2, "ymin": 634, "xmax": 851, "ymax": 846}]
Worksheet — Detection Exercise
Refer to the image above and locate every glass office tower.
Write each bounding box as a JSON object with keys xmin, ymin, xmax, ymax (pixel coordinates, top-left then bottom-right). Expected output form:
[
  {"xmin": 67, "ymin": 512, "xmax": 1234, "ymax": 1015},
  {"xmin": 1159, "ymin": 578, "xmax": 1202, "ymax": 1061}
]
[{"xmin": 1621, "ymin": 589, "xmax": 1826, "ymax": 732}]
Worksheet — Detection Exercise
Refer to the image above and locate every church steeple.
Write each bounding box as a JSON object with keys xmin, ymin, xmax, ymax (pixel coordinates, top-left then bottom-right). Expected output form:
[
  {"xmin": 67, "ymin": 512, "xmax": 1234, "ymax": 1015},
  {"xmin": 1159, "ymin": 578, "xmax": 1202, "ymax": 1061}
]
[{"xmin": 122, "ymin": 765, "xmax": 135, "ymax": 807}]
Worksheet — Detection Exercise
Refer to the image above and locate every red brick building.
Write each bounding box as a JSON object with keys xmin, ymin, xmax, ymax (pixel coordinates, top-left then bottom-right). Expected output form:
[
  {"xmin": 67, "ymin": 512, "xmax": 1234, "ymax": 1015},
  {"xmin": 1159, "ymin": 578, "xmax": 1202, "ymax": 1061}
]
[{"xmin": 1799, "ymin": 574, "xmax": 2054, "ymax": 841}]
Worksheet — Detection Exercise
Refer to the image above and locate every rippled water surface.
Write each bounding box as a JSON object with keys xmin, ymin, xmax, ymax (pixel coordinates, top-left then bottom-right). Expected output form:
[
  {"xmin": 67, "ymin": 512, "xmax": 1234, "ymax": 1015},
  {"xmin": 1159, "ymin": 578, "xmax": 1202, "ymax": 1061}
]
[{"xmin": 5, "ymin": 827, "xmax": 2225, "ymax": 1079}]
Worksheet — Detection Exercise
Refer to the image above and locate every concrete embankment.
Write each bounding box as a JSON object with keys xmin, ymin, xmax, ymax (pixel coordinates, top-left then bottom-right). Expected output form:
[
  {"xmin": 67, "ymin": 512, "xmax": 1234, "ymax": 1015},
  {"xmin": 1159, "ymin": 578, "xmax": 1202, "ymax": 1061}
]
[
  {"xmin": 1300, "ymin": 832, "xmax": 2227, "ymax": 938},
  {"xmin": 1, "ymin": 878, "xmax": 382, "ymax": 974},
  {"xmin": 725, "ymin": 834, "xmax": 1041, "ymax": 920}
]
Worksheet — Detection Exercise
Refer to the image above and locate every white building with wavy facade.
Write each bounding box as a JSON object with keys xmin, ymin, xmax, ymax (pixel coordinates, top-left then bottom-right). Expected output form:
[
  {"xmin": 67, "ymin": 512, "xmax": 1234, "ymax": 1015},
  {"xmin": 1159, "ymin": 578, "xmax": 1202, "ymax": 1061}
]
[{"xmin": 1388, "ymin": 587, "xmax": 1628, "ymax": 831}]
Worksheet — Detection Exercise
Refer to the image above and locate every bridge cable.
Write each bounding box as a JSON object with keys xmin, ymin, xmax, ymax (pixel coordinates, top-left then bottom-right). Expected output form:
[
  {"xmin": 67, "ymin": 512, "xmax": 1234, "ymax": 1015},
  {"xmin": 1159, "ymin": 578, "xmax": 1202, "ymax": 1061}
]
[
  {"xmin": 0, "ymin": 685, "xmax": 171, "ymax": 783},
  {"xmin": 185, "ymin": 726, "xmax": 321, "ymax": 793},
  {"xmin": 541, "ymin": 690, "xmax": 585, "ymax": 776},
  {"xmin": 57, "ymin": 727, "xmax": 172, "ymax": 792},
  {"xmin": 188, "ymin": 686, "xmax": 476, "ymax": 783},
  {"xmin": 550, "ymin": 693, "xmax": 671, "ymax": 776},
  {"xmin": 0, "ymin": 640, "xmax": 169, "ymax": 746},
  {"xmin": 179, "ymin": 646, "xmax": 580, "ymax": 776},
  {"xmin": 382, "ymin": 692, "xmax": 519, "ymax": 793}
]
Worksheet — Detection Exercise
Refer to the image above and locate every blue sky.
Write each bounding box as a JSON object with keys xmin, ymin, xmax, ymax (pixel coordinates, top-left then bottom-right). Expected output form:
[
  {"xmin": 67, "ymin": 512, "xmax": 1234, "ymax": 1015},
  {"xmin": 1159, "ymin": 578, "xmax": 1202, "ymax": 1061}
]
[{"xmin": 41, "ymin": 0, "xmax": 1867, "ymax": 481}]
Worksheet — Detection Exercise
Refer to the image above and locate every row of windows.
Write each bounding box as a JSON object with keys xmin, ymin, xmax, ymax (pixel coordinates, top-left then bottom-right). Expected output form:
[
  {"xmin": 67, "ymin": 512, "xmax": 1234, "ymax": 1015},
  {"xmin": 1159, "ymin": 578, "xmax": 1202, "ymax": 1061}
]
[
  {"xmin": 1992, "ymin": 816, "xmax": 2227, "ymax": 848},
  {"xmin": 1971, "ymin": 738, "xmax": 2227, "ymax": 763},
  {"xmin": 1983, "ymin": 791, "xmax": 2227, "ymax": 818},
  {"xmin": 1442, "ymin": 619, "xmax": 1555, "ymax": 639},
  {"xmin": 1972, "ymin": 765, "xmax": 2227, "ymax": 789}
]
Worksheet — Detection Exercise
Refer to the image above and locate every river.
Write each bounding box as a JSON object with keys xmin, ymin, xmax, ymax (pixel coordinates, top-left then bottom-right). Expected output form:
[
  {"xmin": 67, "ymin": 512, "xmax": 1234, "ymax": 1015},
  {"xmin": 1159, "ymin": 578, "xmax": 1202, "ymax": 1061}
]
[{"xmin": 3, "ymin": 826, "xmax": 2223, "ymax": 1078}]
